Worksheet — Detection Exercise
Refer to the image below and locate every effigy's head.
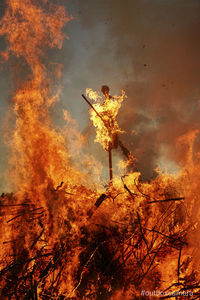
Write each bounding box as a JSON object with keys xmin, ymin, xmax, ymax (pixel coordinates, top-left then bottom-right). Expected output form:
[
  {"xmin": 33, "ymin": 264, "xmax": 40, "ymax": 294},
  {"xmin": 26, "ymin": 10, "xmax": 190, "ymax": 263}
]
[{"xmin": 101, "ymin": 85, "xmax": 110, "ymax": 98}]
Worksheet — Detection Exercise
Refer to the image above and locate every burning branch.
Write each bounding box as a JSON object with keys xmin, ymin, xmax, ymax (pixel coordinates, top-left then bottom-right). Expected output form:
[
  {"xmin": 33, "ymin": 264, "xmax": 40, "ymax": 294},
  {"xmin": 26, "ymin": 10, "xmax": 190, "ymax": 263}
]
[
  {"xmin": 0, "ymin": 0, "xmax": 199, "ymax": 299},
  {"xmin": 82, "ymin": 90, "xmax": 135, "ymax": 181}
]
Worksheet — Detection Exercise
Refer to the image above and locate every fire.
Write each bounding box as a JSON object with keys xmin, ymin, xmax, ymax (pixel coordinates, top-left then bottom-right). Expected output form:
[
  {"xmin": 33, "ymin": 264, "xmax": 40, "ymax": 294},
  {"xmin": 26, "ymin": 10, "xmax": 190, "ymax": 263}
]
[
  {"xmin": 86, "ymin": 88, "xmax": 126, "ymax": 151},
  {"xmin": 0, "ymin": 0, "xmax": 93, "ymax": 295},
  {"xmin": 0, "ymin": 0, "xmax": 200, "ymax": 299},
  {"xmin": 0, "ymin": 0, "xmax": 79, "ymax": 198}
]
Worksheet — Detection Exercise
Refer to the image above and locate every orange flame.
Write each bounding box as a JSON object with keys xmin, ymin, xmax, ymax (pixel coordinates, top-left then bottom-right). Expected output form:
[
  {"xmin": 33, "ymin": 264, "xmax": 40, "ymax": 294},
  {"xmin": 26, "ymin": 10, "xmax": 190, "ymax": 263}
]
[
  {"xmin": 86, "ymin": 88, "xmax": 126, "ymax": 151},
  {"xmin": 0, "ymin": 0, "xmax": 81, "ymax": 199},
  {"xmin": 0, "ymin": 1, "xmax": 200, "ymax": 298}
]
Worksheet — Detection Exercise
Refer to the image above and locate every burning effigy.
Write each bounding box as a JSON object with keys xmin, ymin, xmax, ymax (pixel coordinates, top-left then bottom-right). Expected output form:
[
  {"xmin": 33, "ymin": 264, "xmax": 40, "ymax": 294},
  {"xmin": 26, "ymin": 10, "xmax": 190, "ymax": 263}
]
[{"xmin": 0, "ymin": 0, "xmax": 200, "ymax": 299}]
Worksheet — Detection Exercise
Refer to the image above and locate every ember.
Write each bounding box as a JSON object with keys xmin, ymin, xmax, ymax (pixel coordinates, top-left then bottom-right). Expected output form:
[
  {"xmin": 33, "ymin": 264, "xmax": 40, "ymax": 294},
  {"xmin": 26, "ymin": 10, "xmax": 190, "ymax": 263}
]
[{"xmin": 0, "ymin": 0, "xmax": 200, "ymax": 300}]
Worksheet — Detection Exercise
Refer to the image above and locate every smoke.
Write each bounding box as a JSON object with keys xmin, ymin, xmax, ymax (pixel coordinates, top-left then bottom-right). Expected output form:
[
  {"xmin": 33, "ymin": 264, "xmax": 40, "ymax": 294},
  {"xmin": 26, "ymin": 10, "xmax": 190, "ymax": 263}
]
[
  {"xmin": 1, "ymin": 0, "xmax": 200, "ymax": 188},
  {"xmin": 67, "ymin": 0, "xmax": 200, "ymax": 178}
]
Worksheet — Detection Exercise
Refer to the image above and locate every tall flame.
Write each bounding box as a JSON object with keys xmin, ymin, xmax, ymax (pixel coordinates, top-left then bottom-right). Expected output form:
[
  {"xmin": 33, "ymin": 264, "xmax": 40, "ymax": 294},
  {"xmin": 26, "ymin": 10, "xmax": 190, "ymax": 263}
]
[
  {"xmin": 0, "ymin": 0, "xmax": 79, "ymax": 199},
  {"xmin": 0, "ymin": 1, "xmax": 200, "ymax": 299}
]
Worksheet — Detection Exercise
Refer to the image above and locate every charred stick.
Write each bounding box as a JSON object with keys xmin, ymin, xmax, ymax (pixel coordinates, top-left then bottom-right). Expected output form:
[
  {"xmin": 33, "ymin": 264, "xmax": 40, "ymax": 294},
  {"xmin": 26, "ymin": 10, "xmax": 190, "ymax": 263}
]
[
  {"xmin": 118, "ymin": 140, "xmax": 136, "ymax": 163},
  {"xmin": 65, "ymin": 191, "xmax": 74, "ymax": 195},
  {"xmin": 29, "ymin": 210, "xmax": 45, "ymax": 215},
  {"xmin": 56, "ymin": 181, "xmax": 64, "ymax": 190},
  {"xmin": 153, "ymin": 202, "xmax": 174, "ymax": 228},
  {"xmin": 156, "ymin": 203, "xmax": 182, "ymax": 234},
  {"xmin": 121, "ymin": 176, "xmax": 137, "ymax": 200},
  {"xmin": 50, "ymin": 181, "xmax": 64, "ymax": 192},
  {"xmin": 67, "ymin": 240, "xmax": 109, "ymax": 297},
  {"xmin": 114, "ymin": 235, "xmax": 142, "ymax": 269},
  {"xmin": 111, "ymin": 192, "xmax": 125, "ymax": 202},
  {"xmin": 3, "ymin": 237, "xmax": 25, "ymax": 244},
  {"xmin": 0, "ymin": 264, "xmax": 16, "ymax": 276},
  {"xmin": 148, "ymin": 197, "xmax": 184, "ymax": 204},
  {"xmin": 52, "ymin": 266, "xmax": 64, "ymax": 287},
  {"xmin": 145, "ymin": 228, "xmax": 174, "ymax": 240},
  {"xmin": 133, "ymin": 235, "xmax": 144, "ymax": 250},
  {"xmin": 34, "ymin": 280, "xmax": 38, "ymax": 300},
  {"xmin": 137, "ymin": 211, "xmax": 148, "ymax": 249},
  {"xmin": 123, "ymin": 183, "xmax": 136, "ymax": 200},
  {"xmin": 95, "ymin": 193, "xmax": 107, "ymax": 207},
  {"xmin": 180, "ymin": 284, "xmax": 200, "ymax": 290},
  {"xmin": 145, "ymin": 228, "xmax": 187, "ymax": 246},
  {"xmin": 134, "ymin": 178, "xmax": 151, "ymax": 200},
  {"xmin": 23, "ymin": 281, "xmax": 37, "ymax": 300},
  {"xmin": 53, "ymin": 250, "xmax": 60, "ymax": 265},
  {"xmin": 121, "ymin": 243, "xmax": 126, "ymax": 264},
  {"xmin": 122, "ymin": 247, "xmax": 140, "ymax": 267},
  {"xmin": 21, "ymin": 253, "xmax": 54, "ymax": 268},
  {"xmin": 148, "ymin": 226, "xmax": 160, "ymax": 252},
  {"xmin": 118, "ymin": 139, "xmax": 131, "ymax": 159},
  {"xmin": 134, "ymin": 178, "xmax": 184, "ymax": 204},
  {"xmin": 177, "ymin": 247, "xmax": 182, "ymax": 283},
  {"xmin": 39, "ymin": 261, "xmax": 52, "ymax": 279},
  {"xmin": 29, "ymin": 253, "xmax": 53, "ymax": 261},
  {"xmin": 7, "ymin": 207, "xmax": 45, "ymax": 223},
  {"xmin": 138, "ymin": 241, "xmax": 164, "ymax": 286},
  {"xmin": 8, "ymin": 213, "xmax": 29, "ymax": 223},
  {"xmin": 31, "ymin": 228, "xmax": 44, "ymax": 249},
  {"xmin": 132, "ymin": 250, "xmax": 144, "ymax": 274},
  {"xmin": 139, "ymin": 235, "xmax": 167, "ymax": 275},
  {"xmin": 0, "ymin": 253, "xmax": 53, "ymax": 280}
]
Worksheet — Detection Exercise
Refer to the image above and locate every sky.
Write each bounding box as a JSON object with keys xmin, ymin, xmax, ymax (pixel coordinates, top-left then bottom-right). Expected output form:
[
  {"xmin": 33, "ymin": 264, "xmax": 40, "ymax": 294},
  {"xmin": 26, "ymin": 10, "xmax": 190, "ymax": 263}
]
[{"xmin": 1, "ymin": 0, "xmax": 200, "ymax": 191}]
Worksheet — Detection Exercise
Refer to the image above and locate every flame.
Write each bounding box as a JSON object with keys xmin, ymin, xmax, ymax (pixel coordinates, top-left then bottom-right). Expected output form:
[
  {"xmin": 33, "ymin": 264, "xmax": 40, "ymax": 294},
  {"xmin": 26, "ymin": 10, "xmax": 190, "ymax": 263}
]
[
  {"xmin": 0, "ymin": 0, "xmax": 200, "ymax": 299},
  {"xmin": 0, "ymin": 0, "xmax": 80, "ymax": 198},
  {"xmin": 86, "ymin": 88, "xmax": 126, "ymax": 151},
  {"xmin": 0, "ymin": 0, "xmax": 89, "ymax": 294}
]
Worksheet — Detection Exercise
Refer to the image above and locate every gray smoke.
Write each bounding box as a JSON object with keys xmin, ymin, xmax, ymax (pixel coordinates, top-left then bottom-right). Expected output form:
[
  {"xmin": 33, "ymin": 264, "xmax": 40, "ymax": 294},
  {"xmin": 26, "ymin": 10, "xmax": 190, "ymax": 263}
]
[
  {"xmin": 63, "ymin": 0, "xmax": 200, "ymax": 179},
  {"xmin": 1, "ymin": 0, "xmax": 200, "ymax": 191}
]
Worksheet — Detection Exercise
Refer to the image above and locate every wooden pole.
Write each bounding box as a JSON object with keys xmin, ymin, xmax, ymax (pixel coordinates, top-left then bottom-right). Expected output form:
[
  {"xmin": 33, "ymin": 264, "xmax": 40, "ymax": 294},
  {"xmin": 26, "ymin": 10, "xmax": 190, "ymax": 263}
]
[
  {"xmin": 82, "ymin": 94, "xmax": 106, "ymax": 125},
  {"xmin": 108, "ymin": 144, "xmax": 113, "ymax": 181}
]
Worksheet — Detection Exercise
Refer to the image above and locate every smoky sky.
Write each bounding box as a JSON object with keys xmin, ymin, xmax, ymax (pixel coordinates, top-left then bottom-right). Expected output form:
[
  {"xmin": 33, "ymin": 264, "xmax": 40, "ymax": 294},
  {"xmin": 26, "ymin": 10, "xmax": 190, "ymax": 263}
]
[
  {"xmin": 62, "ymin": 0, "xmax": 200, "ymax": 179},
  {"xmin": 1, "ymin": 0, "xmax": 200, "ymax": 190}
]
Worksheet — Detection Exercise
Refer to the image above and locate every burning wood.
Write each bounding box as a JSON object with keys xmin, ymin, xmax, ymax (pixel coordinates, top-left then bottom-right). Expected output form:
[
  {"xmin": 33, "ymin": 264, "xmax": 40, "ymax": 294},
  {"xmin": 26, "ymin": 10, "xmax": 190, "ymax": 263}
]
[
  {"xmin": 94, "ymin": 193, "xmax": 108, "ymax": 207},
  {"xmin": 0, "ymin": 0, "xmax": 200, "ymax": 299},
  {"xmin": 0, "ymin": 175, "xmax": 199, "ymax": 299},
  {"xmin": 83, "ymin": 87, "xmax": 135, "ymax": 181}
]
